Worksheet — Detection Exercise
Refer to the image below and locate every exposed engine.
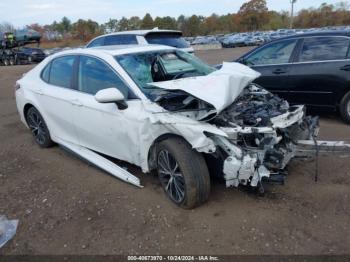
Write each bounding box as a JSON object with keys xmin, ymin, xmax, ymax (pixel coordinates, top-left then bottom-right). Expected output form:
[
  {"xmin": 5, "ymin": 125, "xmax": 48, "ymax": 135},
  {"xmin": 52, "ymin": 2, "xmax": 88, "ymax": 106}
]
[
  {"xmin": 206, "ymin": 84, "xmax": 319, "ymax": 189},
  {"xmin": 212, "ymin": 84, "xmax": 290, "ymax": 127}
]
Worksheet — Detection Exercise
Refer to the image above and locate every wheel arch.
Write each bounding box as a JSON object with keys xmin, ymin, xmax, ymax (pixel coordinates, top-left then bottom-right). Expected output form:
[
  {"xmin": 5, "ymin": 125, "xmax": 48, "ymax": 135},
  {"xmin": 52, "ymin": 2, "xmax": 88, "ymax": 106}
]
[
  {"xmin": 23, "ymin": 103, "xmax": 35, "ymax": 124},
  {"xmin": 147, "ymin": 133, "xmax": 193, "ymax": 172},
  {"xmin": 337, "ymin": 88, "xmax": 350, "ymax": 107}
]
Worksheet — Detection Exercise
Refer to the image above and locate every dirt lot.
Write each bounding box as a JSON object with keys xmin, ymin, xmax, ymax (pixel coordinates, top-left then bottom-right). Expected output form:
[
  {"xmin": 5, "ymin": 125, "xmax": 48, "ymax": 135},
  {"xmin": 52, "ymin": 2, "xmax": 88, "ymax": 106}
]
[{"xmin": 0, "ymin": 48, "xmax": 350, "ymax": 255}]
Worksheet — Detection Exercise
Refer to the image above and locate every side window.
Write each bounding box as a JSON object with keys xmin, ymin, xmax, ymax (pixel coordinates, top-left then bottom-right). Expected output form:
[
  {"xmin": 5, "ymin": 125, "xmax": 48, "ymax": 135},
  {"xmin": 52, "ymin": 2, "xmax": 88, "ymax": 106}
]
[
  {"xmin": 104, "ymin": 35, "xmax": 138, "ymax": 46},
  {"xmin": 41, "ymin": 63, "xmax": 51, "ymax": 83},
  {"xmin": 49, "ymin": 56, "xmax": 75, "ymax": 88},
  {"xmin": 78, "ymin": 55, "xmax": 132, "ymax": 98},
  {"xmin": 299, "ymin": 37, "xmax": 350, "ymax": 62},
  {"xmin": 245, "ymin": 39, "xmax": 298, "ymax": 65},
  {"xmin": 87, "ymin": 37, "xmax": 105, "ymax": 48}
]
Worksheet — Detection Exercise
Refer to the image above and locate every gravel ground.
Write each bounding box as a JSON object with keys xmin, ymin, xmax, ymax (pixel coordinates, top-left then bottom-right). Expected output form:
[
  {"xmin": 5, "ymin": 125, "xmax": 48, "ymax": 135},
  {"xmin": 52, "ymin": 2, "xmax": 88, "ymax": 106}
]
[{"xmin": 0, "ymin": 48, "xmax": 349, "ymax": 255}]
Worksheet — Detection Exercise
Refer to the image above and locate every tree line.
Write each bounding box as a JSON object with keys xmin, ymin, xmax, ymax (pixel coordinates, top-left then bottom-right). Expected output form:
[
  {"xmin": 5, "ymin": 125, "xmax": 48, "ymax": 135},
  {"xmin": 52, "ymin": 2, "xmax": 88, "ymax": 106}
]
[{"xmin": 3, "ymin": 0, "xmax": 350, "ymax": 42}]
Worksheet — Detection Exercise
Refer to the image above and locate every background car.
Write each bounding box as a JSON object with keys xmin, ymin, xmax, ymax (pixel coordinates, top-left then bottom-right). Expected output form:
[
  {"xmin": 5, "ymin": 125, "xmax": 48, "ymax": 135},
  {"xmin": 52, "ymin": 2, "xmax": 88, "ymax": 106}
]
[
  {"xmin": 236, "ymin": 31, "xmax": 350, "ymax": 123},
  {"xmin": 14, "ymin": 47, "xmax": 46, "ymax": 63},
  {"xmin": 86, "ymin": 28, "xmax": 194, "ymax": 53},
  {"xmin": 192, "ymin": 36, "xmax": 221, "ymax": 46}
]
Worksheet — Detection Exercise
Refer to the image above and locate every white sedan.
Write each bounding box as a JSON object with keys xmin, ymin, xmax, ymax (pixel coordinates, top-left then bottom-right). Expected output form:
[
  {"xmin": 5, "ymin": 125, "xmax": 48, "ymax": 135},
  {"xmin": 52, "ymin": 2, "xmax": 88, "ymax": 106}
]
[{"xmin": 16, "ymin": 45, "xmax": 319, "ymax": 208}]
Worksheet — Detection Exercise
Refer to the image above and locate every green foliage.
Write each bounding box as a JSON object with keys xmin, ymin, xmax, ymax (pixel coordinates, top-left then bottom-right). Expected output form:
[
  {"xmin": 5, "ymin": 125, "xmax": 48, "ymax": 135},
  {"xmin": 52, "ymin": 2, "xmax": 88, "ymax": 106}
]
[
  {"xmin": 23, "ymin": 0, "xmax": 350, "ymax": 42},
  {"xmin": 72, "ymin": 19, "xmax": 102, "ymax": 41},
  {"xmin": 141, "ymin": 13, "xmax": 154, "ymax": 29},
  {"xmin": 238, "ymin": 0, "xmax": 269, "ymax": 31},
  {"xmin": 294, "ymin": 2, "xmax": 350, "ymax": 28},
  {"xmin": 154, "ymin": 16, "xmax": 177, "ymax": 30},
  {"xmin": 104, "ymin": 19, "xmax": 119, "ymax": 32}
]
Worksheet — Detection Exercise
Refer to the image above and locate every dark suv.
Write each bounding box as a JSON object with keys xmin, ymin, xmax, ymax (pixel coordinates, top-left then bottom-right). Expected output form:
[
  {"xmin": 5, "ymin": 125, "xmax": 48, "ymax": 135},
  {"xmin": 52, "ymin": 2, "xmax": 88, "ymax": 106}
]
[{"xmin": 237, "ymin": 31, "xmax": 350, "ymax": 123}]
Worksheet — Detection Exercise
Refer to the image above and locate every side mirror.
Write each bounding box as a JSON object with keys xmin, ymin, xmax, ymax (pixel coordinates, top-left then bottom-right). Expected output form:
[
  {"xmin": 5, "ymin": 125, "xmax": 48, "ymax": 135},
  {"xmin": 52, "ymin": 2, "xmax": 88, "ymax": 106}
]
[{"xmin": 95, "ymin": 88, "xmax": 128, "ymax": 110}]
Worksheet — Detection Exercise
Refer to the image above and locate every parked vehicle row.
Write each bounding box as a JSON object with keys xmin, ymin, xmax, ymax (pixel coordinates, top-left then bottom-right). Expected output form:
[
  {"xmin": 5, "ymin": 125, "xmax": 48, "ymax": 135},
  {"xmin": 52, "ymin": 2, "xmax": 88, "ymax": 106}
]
[{"xmin": 185, "ymin": 26, "xmax": 350, "ymax": 48}]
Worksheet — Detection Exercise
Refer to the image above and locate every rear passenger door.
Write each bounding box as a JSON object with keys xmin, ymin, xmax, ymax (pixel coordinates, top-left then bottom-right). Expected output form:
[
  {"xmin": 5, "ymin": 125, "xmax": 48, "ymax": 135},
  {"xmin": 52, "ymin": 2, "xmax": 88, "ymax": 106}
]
[
  {"xmin": 243, "ymin": 38, "xmax": 299, "ymax": 101},
  {"xmin": 288, "ymin": 36, "xmax": 350, "ymax": 108},
  {"xmin": 38, "ymin": 55, "xmax": 80, "ymax": 144}
]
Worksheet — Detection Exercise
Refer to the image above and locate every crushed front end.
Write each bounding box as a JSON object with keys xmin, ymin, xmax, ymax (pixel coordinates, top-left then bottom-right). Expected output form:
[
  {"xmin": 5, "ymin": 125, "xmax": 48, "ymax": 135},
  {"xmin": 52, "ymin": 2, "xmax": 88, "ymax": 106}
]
[{"xmin": 208, "ymin": 84, "xmax": 319, "ymax": 188}]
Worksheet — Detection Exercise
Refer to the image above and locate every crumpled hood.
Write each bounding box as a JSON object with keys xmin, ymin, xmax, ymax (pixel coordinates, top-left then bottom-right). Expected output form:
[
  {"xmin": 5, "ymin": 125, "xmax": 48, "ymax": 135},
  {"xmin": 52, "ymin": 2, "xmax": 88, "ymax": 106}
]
[{"xmin": 149, "ymin": 62, "xmax": 261, "ymax": 113}]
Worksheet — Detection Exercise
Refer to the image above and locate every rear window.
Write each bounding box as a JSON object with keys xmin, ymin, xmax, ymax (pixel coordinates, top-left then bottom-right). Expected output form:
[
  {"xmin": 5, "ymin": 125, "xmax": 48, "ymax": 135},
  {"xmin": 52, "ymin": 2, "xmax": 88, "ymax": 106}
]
[
  {"xmin": 104, "ymin": 35, "xmax": 138, "ymax": 46},
  {"xmin": 145, "ymin": 33, "xmax": 190, "ymax": 48},
  {"xmin": 299, "ymin": 37, "xmax": 350, "ymax": 62},
  {"xmin": 41, "ymin": 63, "xmax": 51, "ymax": 82},
  {"xmin": 49, "ymin": 56, "xmax": 75, "ymax": 89},
  {"xmin": 87, "ymin": 37, "xmax": 105, "ymax": 48}
]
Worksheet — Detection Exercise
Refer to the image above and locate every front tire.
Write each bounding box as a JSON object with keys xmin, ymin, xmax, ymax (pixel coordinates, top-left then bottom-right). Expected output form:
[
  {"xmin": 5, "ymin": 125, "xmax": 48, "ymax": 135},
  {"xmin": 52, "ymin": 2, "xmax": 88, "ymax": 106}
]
[
  {"xmin": 26, "ymin": 107, "xmax": 54, "ymax": 148},
  {"xmin": 156, "ymin": 137, "xmax": 210, "ymax": 209},
  {"xmin": 340, "ymin": 91, "xmax": 350, "ymax": 124}
]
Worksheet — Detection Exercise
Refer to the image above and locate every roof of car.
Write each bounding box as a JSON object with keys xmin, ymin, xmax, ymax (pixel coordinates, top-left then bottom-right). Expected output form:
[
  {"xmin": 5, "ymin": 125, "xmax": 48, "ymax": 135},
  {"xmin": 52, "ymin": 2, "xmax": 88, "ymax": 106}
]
[
  {"xmin": 272, "ymin": 30, "xmax": 350, "ymax": 41},
  {"xmin": 86, "ymin": 28, "xmax": 183, "ymax": 47},
  {"xmin": 236, "ymin": 30, "xmax": 350, "ymax": 61},
  {"xmin": 50, "ymin": 44, "xmax": 175, "ymax": 58},
  {"xmin": 98, "ymin": 28, "xmax": 182, "ymax": 36}
]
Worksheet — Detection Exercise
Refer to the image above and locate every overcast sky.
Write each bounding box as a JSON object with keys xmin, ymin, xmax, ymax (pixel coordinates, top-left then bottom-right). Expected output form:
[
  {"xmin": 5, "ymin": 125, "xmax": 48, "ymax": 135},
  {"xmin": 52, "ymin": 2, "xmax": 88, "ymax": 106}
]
[{"xmin": 0, "ymin": 0, "xmax": 347, "ymax": 27}]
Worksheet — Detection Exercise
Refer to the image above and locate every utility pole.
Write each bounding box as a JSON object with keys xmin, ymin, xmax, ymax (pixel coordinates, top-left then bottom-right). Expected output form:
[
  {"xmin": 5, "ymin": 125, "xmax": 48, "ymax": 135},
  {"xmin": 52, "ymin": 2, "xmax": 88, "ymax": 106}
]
[{"xmin": 290, "ymin": 0, "xmax": 297, "ymax": 29}]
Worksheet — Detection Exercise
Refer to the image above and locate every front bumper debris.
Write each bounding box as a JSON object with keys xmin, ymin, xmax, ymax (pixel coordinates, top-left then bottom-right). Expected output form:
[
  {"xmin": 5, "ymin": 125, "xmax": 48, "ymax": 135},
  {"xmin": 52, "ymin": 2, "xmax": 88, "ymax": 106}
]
[{"xmin": 212, "ymin": 110, "xmax": 322, "ymax": 188}]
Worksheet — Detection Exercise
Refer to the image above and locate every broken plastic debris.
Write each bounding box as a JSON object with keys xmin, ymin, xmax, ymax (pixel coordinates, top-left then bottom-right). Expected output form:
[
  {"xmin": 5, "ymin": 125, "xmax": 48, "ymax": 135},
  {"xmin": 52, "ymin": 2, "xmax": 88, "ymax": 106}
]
[{"xmin": 0, "ymin": 215, "xmax": 19, "ymax": 248}]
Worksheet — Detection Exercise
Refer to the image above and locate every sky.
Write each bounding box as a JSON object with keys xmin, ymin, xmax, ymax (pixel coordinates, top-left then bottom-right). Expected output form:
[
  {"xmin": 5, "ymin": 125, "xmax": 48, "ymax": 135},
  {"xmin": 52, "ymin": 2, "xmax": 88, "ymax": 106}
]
[{"xmin": 0, "ymin": 0, "xmax": 347, "ymax": 27}]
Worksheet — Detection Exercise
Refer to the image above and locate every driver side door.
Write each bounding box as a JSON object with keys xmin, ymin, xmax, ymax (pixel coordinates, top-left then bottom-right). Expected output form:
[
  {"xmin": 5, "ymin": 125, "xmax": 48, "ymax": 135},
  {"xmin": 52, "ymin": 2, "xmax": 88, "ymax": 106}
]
[
  {"xmin": 71, "ymin": 55, "xmax": 144, "ymax": 164},
  {"xmin": 242, "ymin": 38, "xmax": 300, "ymax": 101}
]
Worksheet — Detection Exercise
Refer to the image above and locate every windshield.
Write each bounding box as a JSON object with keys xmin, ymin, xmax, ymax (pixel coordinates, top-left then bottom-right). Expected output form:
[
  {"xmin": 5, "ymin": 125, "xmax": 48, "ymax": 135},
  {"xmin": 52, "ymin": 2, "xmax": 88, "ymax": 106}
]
[
  {"xmin": 145, "ymin": 33, "xmax": 190, "ymax": 48},
  {"xmin": 115, "ymin": 50, "xmax": 215, "ymax": 93}
]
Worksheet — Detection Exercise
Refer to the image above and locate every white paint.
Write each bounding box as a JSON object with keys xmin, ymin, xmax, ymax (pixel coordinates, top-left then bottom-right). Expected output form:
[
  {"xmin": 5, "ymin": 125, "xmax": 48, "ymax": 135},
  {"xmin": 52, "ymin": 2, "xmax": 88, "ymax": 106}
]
[{"xmin": 150, "ymin": 62, "xmax": 261, "ymax": 114}]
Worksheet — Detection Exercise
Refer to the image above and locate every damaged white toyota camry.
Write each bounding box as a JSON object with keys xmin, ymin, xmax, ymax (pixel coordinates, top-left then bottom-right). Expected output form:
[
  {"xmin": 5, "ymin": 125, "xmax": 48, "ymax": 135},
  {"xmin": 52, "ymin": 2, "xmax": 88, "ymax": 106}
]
[{"xmin": 16, "ymin": 45, "xmax": 320, "ymax": 208}]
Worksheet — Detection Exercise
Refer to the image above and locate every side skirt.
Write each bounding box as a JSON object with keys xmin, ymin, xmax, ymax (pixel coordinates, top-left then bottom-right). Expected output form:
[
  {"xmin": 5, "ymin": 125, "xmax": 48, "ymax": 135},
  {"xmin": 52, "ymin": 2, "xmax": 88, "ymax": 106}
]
[{"xmin": 57, "ymin": 139, "xmax": 143, "ymax": 188}]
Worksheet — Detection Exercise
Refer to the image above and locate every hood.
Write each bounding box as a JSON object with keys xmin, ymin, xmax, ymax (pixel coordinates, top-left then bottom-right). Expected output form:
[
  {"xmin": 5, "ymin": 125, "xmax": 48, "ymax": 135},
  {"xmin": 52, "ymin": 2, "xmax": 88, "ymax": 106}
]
[{"xmin": 149, "ymin": 62, "xmax": 261, "ymax": 114}]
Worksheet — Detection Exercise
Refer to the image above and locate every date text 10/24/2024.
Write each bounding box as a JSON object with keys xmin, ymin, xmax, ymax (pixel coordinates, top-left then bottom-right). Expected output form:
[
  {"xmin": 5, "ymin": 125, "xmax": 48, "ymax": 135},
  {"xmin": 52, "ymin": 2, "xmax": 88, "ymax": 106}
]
[{"xmin": 127, "ymin": 256, "xmax": 220, "ymax": 261}]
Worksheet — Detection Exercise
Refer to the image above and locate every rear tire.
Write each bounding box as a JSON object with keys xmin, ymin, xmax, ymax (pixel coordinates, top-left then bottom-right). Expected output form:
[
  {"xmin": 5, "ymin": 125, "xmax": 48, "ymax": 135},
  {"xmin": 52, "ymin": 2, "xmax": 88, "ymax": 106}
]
[
  {"xmin": 26, "ymin": 107, "xmax": 54, "ymax": 148},
  {"xmin": 156, "ymin": 137, "xmax": 210, "ymax": 209},
  {"xmin": 340, "ymin": 91, "xmax": 350, "ymax": 124}
]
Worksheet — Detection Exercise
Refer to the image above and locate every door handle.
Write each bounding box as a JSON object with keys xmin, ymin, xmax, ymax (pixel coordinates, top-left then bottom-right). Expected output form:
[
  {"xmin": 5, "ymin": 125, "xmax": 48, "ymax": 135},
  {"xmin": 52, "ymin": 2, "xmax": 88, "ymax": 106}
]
[
  {"xmin": 272, "ymin": 68, "xmax": 287, "ymax": 75},
  {"xmin": 70, "ymin": 99, "xmax": 83, "ymax": 107},
  {"xmin": 340, "ymin": 65, "xmax": 350, "ymax": 71}
]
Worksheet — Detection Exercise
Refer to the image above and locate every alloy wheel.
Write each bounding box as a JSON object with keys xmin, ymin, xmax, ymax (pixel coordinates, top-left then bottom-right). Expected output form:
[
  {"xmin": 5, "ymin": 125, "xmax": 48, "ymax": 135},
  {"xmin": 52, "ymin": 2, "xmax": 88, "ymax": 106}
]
[
  {"xmin": 157, "ymin": 149, "xmax": 186, "ymax": 203},
  {"xmin": 27, "ymin": 110, "xmax": 47, "ymax": 145}
]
